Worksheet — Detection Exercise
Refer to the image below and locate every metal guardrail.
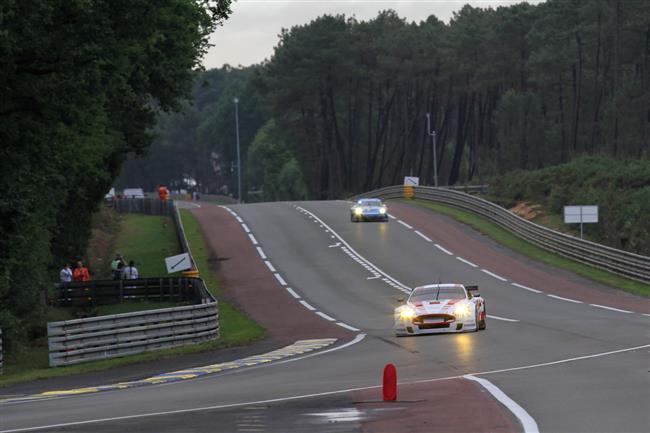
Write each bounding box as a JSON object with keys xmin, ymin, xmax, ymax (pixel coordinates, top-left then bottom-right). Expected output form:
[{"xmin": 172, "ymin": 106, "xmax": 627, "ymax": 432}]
[
  {"xmin": 353, "ymin": 185, "xmax": 650, "ymax": 284},
  {"xmin": 48, "ymin": 278, "xmax": 218, "ymax": 367},
  {"xmin": 0, "ymin": 329, "xmax": 3, "ymax": 374}
]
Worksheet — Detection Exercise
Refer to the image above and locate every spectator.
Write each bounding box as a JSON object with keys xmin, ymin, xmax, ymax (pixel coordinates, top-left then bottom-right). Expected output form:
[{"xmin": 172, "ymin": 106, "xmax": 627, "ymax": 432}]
[
  {"xmin": 110, "ymin": 254, "xmax": 125, "ymax": 280},
  {"xmin": 158, "ymin": 184, "xmax": 170, "ymax": 201},
  {"xmin": 73, "ymin": 260, "xmax": 90, "ymax": 281},
  {"xmin": 59, "ymin": 263, "xmax": 73, "ymax": 284},
  {"xmin": 122, "ymin": 260, "xmax": 139, "ymax": 280}
]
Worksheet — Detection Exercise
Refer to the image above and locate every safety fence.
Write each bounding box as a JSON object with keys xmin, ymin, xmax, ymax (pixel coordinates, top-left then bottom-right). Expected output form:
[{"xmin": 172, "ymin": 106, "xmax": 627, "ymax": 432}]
[
  {"xmin": 55, "ymin": 277, "xmax": 207, "ymax": 307},
  {"xmin": 353, "ymin": 185, "xmax": 650, "ymax": 284},
  {"xmin": 47, "ymin": 199, "xmax": 218, "ymax": 367},
  {"xmin": 48, "ymin": 278, "xmax": 218, "ymax": 367},
  {"xmin": 112, "ymin": 197, "xmax": 175, "ymax": 216}
]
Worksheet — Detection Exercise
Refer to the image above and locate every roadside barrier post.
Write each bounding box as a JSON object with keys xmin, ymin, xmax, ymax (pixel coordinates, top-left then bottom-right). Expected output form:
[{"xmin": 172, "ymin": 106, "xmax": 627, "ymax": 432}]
[{"xmin": 383, "ymin": 363, "xmax": 397, "ymax": 401}]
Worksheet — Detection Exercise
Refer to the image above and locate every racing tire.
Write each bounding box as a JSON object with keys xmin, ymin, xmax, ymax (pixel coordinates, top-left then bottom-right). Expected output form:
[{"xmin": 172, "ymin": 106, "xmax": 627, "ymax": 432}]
[{"xmin": 478, "ymin": 308, "xmax": 486, "ymax": 330}]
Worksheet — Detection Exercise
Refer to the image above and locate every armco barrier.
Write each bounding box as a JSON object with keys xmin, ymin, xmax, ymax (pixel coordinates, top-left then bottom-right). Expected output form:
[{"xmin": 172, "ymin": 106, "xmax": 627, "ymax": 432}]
[
  {"xmin": 353, "ymin": 186, "xmax": 650, "ymax": 284},
  {"xmin": 0, "ymin": 328, "xmax": 3, "ymax": 374},
  {"xmin": 48, "ymin": 278, "xmax": 218, "ymax": 367}
]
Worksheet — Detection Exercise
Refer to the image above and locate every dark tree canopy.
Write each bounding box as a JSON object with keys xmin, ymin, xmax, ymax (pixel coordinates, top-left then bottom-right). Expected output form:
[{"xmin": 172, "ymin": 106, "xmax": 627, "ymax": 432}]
[{"xmin": 0, "ymin": 0, "xmax": 232, "ymax": 348}]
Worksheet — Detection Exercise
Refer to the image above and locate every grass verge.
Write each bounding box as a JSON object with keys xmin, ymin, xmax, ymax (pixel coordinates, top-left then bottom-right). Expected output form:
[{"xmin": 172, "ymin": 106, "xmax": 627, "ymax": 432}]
[
  {"xmin": 408, "ymin": 199, "xmax": 650, "ymax": 298},
  {"xmin": 0, "ymin": 211, "xmax": 264, "ymax": 388}
]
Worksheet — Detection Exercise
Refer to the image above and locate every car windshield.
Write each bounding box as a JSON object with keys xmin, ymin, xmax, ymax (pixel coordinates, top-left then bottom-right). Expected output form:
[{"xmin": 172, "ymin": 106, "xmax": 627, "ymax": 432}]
[
  {"xmin": 358, "ymin": 199, "xmax": 382, "ymax": 207},
  {"xmin": 409, "ymin": 286, "xmax": 466, "ymax": 303}
]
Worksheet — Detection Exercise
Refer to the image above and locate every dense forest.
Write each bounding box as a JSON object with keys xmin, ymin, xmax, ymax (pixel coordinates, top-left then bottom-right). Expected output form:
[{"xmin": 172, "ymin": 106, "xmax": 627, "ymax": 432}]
[
  {"xmin": 0, "ymin": 0, "xmax": 232, "ymax": 349},
  {"xmin": 123, "ymin": 0, "xmax": 649, "ymax": 202}
]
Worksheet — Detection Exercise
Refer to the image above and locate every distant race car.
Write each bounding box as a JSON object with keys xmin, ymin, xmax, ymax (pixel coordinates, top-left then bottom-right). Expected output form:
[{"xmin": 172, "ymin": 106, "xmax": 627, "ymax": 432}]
[
  {"xmin": 350, "ymin": 198, "xmax": 389, "ymax": 222},
  {"xmin": 395, "ymin": 284, "xmax": 486, "ymax": 336}
]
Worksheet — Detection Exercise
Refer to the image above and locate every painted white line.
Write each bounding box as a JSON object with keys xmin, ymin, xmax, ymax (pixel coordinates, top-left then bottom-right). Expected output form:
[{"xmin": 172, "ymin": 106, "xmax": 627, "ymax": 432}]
[
  {"xmin": 397, "ymin": 220, "xmax": 413, "ymax": 229},
  {"xmin": 464, "ymin": 375, "xmax": 539, "ymax": 433},
  {"xmin": 236, "ymin": 216, "xmax": 243, "ymax": 223},
  {"xmin": 299, "ymin": 300, "xmax": 316, "ymax": 311},
  {"xmin": 590, "ymin": 304, "xmax": 633, "ymax": 314},
  {"xmin": 241, "ymin": 223, "xmax": 251, "ymax": 233},
  {"xmin": 328, "ymin": 242, "xmax": 341, "ymax": 248},
  {"xmin": 643, "ymin": 313, "xmax": 650, "ymax": 317},
  {"xmin": 248, "ymin": 234, "xmax": 258, "ymax": 245},
  {"xmin": 336, "ymin": 322, "xmax": 361, "ymax": 332},
  {"xmin": 296, "ymin": 207, "xmax": 410, "ymax": 293},
  {"xmin": 388, "ymin": 214, "xmax": 396, "ymax": 220},
  {"xmin": 512, "ymin": 283, "xmax": 542, "ymax": 294},
  {"xmin": 414, "ymin": 230, "xmax": 432, "ymax": 242},
  {"xmin": 547, "ymin": 294, "xmax": 582, "ymax": 304},
  {"xmin": 481, "ymin": 269, "xmax": 507, "ymax": 281},
  {"xmin": 456, "ymin": 257, "xmax": 478, "ymax": 268},
  {"xmin": 255, "ymin": 247, "xmax": 267, "ymax": 260},
  {"xmin": 285, "ymin": 287, "xmax": 301, "ymax": 299},
  {"xmin": 273, "ymin": 273, "xmax": 287, "ymax": 286},
  {"xmin": 264, "ymin": 261, "xmax": 276, "ymax": 273},
  {"xmin": 315, "ymin": 311, "xmax": 336, "ymax": 322},
  {"xmin": 366, "ymin": 276, "xmax": 380, "ymax": 280},
  {"xmin": 487, "ymin": 314, "xmax": 519, "ymax": 322},
  {"xmin": 434, "ymin": 244, "xmax": 453, "ymax": 255}
]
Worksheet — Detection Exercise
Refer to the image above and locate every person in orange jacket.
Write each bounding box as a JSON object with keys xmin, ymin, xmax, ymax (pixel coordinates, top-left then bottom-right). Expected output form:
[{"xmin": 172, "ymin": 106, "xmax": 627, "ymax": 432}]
[
  {"xmin": 158, "ymin": 185, "xmax": 170, "ymax": 200},
  {"xmin": 73, "ymin": 260, "xmax": 90, "ymax": 281}
]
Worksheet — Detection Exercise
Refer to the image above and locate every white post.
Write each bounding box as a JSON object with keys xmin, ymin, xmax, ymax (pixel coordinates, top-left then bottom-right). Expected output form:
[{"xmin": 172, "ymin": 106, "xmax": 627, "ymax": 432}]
[{"xmin": 426, "ymin": 113, "xmax": 438, "ymax": 187}]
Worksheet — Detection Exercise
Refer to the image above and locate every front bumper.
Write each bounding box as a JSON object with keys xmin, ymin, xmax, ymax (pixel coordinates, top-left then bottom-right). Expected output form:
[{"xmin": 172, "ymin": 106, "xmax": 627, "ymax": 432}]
[{"xmin": 395, "ymin": 314, "xmax": 477, "ymax": 335}]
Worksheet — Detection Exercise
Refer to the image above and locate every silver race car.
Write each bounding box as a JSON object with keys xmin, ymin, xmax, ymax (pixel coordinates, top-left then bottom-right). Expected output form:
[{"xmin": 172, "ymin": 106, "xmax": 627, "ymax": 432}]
[
  {"xmin": 350, "ymin": 198, "xmax": 389, "ymax": 222},
  {"xmin": 395, "ymin": 284, "xmax": 486, "ymax": 336}
]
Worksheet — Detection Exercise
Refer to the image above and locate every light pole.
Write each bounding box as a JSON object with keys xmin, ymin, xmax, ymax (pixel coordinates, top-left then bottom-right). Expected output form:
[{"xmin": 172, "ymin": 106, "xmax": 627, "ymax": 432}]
[
  {"xmin": 426, "ymin": 113, "xmax": 438, "ymax": 187},
  {"xmin": 234, "ymin": 97, "xmax": 242, "ymax": 203}
]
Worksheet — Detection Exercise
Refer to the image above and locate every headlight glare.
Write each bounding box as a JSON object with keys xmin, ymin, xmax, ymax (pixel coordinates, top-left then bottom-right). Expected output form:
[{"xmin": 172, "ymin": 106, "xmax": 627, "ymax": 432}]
[
  {"xmin": 354, "ymin": 208, "xmax": 363, "ymax": 216},
  {"xmin": 454, "ymin": 303, "xmax": 472, "ymax": 317},
  {"xmin": 379, "ymin": 207, "xmax": 386, "ymax": 214},
  {"xmin": 400, "ymin": 307, "xmax": 416, "ymax": 320}
]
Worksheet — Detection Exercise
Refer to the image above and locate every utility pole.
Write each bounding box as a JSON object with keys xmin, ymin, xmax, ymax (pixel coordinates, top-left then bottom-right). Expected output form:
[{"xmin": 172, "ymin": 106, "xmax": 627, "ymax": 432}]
[
  {"xmin": 234, "ymin": 97, "xmax": 242, "ymax": 203},
  {"xmin": 426, "ymin": 113, "xmax": 438, "ymax": 187}
]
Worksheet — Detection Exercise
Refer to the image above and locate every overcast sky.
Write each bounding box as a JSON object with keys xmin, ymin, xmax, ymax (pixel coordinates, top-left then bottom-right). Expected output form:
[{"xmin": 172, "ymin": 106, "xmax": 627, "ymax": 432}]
[{"xmin": 203, "ymin": 0, "xmax": 542, "ymax": 69}]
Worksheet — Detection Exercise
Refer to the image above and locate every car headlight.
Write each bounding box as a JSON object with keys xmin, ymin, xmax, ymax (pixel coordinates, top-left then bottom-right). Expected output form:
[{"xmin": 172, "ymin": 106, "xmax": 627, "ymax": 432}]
[
  {"xmin": 354, "ymin": 208, "xmax": 363, "ymax": 216},
  {"xmin": 454, "ymin": 303, "xmax": 472, "ymax": 317},
  {"xmin": 379, "ymin": 207, "xmax": 386, "ymax": 214},
  {"xmin": 399, "ymin": 307, "xmax": 416, "ymax": 320}
]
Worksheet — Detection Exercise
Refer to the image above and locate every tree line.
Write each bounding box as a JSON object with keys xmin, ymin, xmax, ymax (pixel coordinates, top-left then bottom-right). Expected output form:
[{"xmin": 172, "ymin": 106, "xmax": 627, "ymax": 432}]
[
  {"xmin": 0, "ymin": 0, "xmax": 232, "ymax": 349},
  {"xmin": 124, "ymin": 0, "xmax": 648, "ymax": 204}
]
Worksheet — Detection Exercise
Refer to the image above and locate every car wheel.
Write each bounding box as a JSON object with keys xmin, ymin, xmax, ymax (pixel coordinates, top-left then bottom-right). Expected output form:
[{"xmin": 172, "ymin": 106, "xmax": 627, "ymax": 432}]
[{"xmin": 474, "ymin": 309, "xmax": 480, "ymax": 332}]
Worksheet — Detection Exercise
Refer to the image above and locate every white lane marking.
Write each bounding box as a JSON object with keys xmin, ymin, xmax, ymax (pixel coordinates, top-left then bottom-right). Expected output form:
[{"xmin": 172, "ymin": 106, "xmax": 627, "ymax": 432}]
[
  {"xmin": 456, "ymin": 257, "xmax": 478, "ymax": 268},
  {"xmin": 590, "ymin": 304, "xmax": 633, "ymax": 314},
  {"xmin": 464, "ymin": 375, "xmax": 539, "ymax": 433},
  {"xmin": 10, "ymin": 340, "xmax": 647, "ymax": 433},
  {"xmin": 336, "ymin": 322, "xmax": 361, "ymax": 332},
  {"xmin": 248, "ymin": 234, "xmax": 258, "ymax": 245},
  {"xmin": 297, "ymin": 206, "xmax": 410, "ymax": 293},
  {"xmin": 512, "ymin": 283, "xmax": 542, "ymax": 294},
  {"xmin": 285, "ymin": 287, "xmax": 301, "ymax": 299},
  {"xmin": 299, "ymin": 300, "xmax": 316, "ymax": 311},
  {"xmin": 241, "ymin": 223, "xmax": 251, "ymax": 233},
  {"xmin": 328, "ymin": 242, "xmax": 341, "ymax": 248},
  {"xmin": 315, "ymin": 311, "xmax": 336, "ymax": 322},
  {"xmin": 487, "ymin": 314, "xmax": 519, "ymax": 322},
  {"xmin": 366, "ymin": 276, "xmax": 380, "ymax": 280},
  {"xmin": 547, "ymin": 294, "xmax": 582, "ymax": 304},
  {"xmin": 264, "ymin": 261, "xmax": 276, "ymax": 272},
  {"xmin": 236, "ymin": 216, "xmax": 243, "ymax": 223},
  {"xmin": 643, "ymin": 313, "xmax": 650, "ymax": 317},
  {"xmin": 397, "ymin": 220, "xmax": 413, "ymax": 229},
  {"xmin": 414, "ymin": 230, "xmax": 432, "ymax": 242},
  {"xmin": 435, "ymin": 244, "xmax": 453, "ymax": 255},
  {"xmin": 481, "ymin": 269, "xmax": 507, "ymax": 281},
  {"xmin": 273, "ymin": 273, "xmax": 287, "ymax": 286},
  {"xmin": 388, "ymin": 214, "xmax": 396, "ymax": 220},
  {"xmin": 256, "ymin": 247, "xmax": 267, "ymax": 260}
]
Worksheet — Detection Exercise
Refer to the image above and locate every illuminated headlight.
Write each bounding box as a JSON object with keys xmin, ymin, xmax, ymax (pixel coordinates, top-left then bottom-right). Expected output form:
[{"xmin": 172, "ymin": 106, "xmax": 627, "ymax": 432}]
[
  {"xmin": 379, "ymin": 207, "xmax": 387, "ymax": 214},
  {"xmin": 454, "ymin": 303, "xmax": 472, "ymax": 317},
  {"xmin": 354, "ymin": 207, "xmax": 363, "ymax": 216},
  {"xmin": 400, "ymin": 307, "xmax": 416, "ymax": 320}
]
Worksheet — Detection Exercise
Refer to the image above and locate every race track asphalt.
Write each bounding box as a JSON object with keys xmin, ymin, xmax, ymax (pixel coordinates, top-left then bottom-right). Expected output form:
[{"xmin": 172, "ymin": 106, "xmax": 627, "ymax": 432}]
[{"xmin": 1, "ymin": 200, "xmax": 648, "ymax": 433}]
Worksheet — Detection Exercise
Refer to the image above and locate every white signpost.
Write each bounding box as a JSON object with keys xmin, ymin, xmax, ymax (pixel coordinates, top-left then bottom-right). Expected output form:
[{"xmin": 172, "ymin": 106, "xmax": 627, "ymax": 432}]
[
  {"xmin": 165, "ymin": 253, "xmax": 192, "ymax": 274},
  {"xmin": 564, "ymin": 205, "xmax": 598, "ymax": 239},
  {"xmin": 404, "ymin": 176, "xmax": 420, "ymax": 186}
]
